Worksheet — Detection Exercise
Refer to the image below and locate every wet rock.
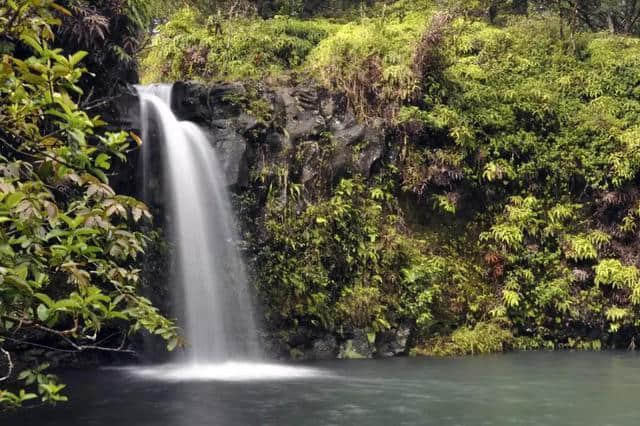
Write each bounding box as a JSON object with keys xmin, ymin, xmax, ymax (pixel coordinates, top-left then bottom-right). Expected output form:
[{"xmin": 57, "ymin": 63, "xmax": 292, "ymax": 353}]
[
  {"xmin": 335, "ymin": 123, "xmax": 366, "ymax": 146},
  {"xmin": 299, "ymin": 141, "xmax": 321, "ymax": 185},
  {"xmin": 328, "ymin": 109, "xmax": 357, "ymax": 133},
  {"xmin": 171, "ymin": 81, "xmax": 211, "ymax": 121},
  {"xmin": 103, "ymin": 88, "xmax": 140, "ymax": 131},
  {"xmin": 259, "ymin": 331, "xmax": 290, "ymax": 360},
  {"xmin": 375, "ymin": 325, "xmax": 411, "ymax": 357},
  {"xmin": 276, "ymin": 87, "xmax": 326, "ymax": 142},
  {"xmin": 320, "ymin": 97, "xmax": 336, "ymax": 119},
  {"xmin": 205, "ymin": 123, "xmax": 250, "ymax": 187},
  {"xmin": 338, "ymin": 329, "xmax": 374, "ymax": 359},
  {"xmin": 356, "ymin": 120, "xmax": 385, "ymax": 176},
  {"xmin": 293, "ymin": 87, "xmax": 319, "ymax": 111},
  {"xmin": 279, "ymin": 327, "xmax": 339, "ymax": 361},
  {"xmin": 264, "ymin": 131, "xmax": 290, "ymax": 154},
  {"xmin": 172, "ymin": 81, "xmax": 247, "ymax": 121},
  {"xmin": 309, "ymin": 335, "xmax": 338, "ymax": 360},
  {"xmin": 163, "ymin": 81, "xmax": 388, "ymax": 190}
]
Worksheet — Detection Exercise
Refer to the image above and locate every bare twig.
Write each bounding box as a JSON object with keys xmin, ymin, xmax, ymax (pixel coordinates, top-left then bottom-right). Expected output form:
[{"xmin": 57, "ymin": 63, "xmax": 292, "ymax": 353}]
[
  {"xmin": 0, "ymin": 134, "xmax": 78, "ymax": 171},
  {"xmin": 0, "ymin": 347, "xmax": 13, "ymax": 382},
  {"xmin": 1, "ymin": 334, "xmax": 136, "ymax": 355},
  {"xmin": 1, "ymin": 314, "xmax": 135, "ymax": 354}
]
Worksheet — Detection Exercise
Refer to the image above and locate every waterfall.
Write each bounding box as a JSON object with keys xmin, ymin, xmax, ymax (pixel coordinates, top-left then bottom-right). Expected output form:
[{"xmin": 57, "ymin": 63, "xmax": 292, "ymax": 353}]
[
  {"xmin": 137, "ymin": 85, "xmax": 259, "ymax": 363},
  {"xmin": 132, "ymin": 84, "xmax": 321, "ymax": 381}
]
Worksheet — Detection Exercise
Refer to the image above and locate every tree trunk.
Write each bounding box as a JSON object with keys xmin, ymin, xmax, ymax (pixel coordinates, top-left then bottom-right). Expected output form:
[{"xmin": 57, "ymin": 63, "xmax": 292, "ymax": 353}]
[
  {"xmin": 512, "ymin": 0, "xmax": 528, "ymax": 15},
  {"xmin": 607, "ymin": 11, "xmax": 617, "ymax": 33}
]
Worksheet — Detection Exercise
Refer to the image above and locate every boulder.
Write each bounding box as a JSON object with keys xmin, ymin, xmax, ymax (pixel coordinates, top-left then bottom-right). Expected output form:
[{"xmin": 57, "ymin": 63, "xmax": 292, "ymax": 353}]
[
  {"xmin": 375, "ymin": 325, "xmax": 411, "ymax": 357},
  {"xmin": 338, "ymin": 329, "xmax": 374, "ymax": 359},
  {"xmin": 309, "ymin": 335, "xmax": 338, "ymax": 360},
  {"xmin": 172, "ymin": 81, "xmax": 247, "ymax": 121}
]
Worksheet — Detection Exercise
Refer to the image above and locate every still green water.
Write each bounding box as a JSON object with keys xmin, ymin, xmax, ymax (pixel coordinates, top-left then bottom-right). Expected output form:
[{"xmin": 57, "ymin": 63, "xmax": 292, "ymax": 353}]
[{"xmin": 3, "ymin": 352, "xmax": 640, "ymax": 425}]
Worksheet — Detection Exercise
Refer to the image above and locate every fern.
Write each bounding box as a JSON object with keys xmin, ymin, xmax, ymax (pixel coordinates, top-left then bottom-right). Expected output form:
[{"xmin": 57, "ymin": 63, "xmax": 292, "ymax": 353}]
[{"xmin": 502, "ymin": 289, "xmax": 521, "ymax": 308}]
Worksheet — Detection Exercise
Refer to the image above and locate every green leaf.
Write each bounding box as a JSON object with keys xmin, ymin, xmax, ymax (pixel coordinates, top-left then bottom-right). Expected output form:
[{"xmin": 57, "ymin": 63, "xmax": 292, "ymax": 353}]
[
  {"xmin": 94, "ymin": 153, "xmax": 111, "ymax": 170},
  {"xmin": 19, "ymin": 35, "xmax": 43, "ymax": 55},
  {"xmin": 69, "ymin": 51, "xmax": 88, "ymax": 67},
  {"xmin": 37, "ymin": 304, "xmax": 50, "ymax": 321},
  {"xmin": 167, "ymin": 337, "xmax": 179, "ymax": 351},
  {"xmin": 4, "ymin": 275, "xmax": 33, "ymax": 295},
  {"xmin": 34, "ymin": 293, "xmax": 55, "ymax": 308},
  {"xmin": 5, "ymin": 192, "xmax": 25, "ymax": 208}
]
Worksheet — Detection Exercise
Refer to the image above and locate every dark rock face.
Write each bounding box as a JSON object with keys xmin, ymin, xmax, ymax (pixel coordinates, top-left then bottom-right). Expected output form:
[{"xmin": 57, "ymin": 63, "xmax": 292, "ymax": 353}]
[
  {"xmin": 202, "ymin": 125, "xmax": 249, "ymax": 187},
  {"xmin": 262, "ymin": 326, "xmax": 410, "ymax": 361},
  {"xmin": 164, "ymin": 81, "xmax": 386, "ymax": 190},
  {"xmin": 375, "ymin": 325, "xmax": 412, "ymax": 357},
  {"xmin": 310, "ymin": 335, "xmax": 338, "ymax": 360}
]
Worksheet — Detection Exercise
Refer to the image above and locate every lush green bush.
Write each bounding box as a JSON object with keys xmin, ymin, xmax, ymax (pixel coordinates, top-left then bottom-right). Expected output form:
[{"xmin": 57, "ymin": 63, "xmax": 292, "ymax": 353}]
[
  {"xmin": 140, "ymin": 7, "xmax": 338, "ymax": 83},
  {"xmin": 0, "ymin": 0, "xmax": 176, "ymax": 409},
  {"xmin": 398, "ymin": 15, "xmax": 640, "ymax": 348},
  {"xmin": 414, "ymin": 321, "xmax": 513, "ymax": 356},
  {"xmin": 256, "ymin": 175, "xmax": 438, "ymax": 332},
  {"xmin": 306, "ymin": 9, "xmax": 430, "ymax": 117}
]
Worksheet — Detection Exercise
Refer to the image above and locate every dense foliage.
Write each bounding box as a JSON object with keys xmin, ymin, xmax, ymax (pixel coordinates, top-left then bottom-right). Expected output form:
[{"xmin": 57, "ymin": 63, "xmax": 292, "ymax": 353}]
[
  {"xmin": 142, "ymin": 1, "xmax": 640, "ymax": 354},
  {"xmin": 258, "ymin": 175, "xmax": 441, "ymax": 333},
  {"xmin": 400, "ymin": 14, "xmax": 640, "ymax": 352},
  {"xmin": 0, "ymin": 0, "xmax": 176, "ymax": 409},
  {"xmin": 141, "ymin": 7, "xmax": 338, "ymax": 83}
]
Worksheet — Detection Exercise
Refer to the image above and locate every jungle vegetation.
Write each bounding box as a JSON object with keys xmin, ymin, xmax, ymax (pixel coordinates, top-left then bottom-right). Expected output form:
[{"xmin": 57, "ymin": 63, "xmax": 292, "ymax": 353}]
[
  {"xmin": 0, "ymin": 0, "xmax": 178, "ymax": 410},
  {"xmin": 4, "ymin": 0, "xmax": 640, "ymax": 410},
  {"xmin": 142, "ymin": 0, "xmax": 640, "ymax": 357}
]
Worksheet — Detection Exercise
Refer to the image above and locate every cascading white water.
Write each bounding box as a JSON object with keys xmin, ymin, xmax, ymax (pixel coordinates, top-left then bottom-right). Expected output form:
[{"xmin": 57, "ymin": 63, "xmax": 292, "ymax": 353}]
[
  {"xmin": 137, "ymin": 85, "xmax": 259, "ymax": 363},
  {"xmin": 133, "ymin": 84, "xmax": 321, "ymax": 381}
]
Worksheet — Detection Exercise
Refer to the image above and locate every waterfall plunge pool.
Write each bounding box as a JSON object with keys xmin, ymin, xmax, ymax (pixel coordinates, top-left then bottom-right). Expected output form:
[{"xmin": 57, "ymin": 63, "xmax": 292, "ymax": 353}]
[{"xmin": 4, "ymin": 351, "xmax": 640, "ymax": 426}]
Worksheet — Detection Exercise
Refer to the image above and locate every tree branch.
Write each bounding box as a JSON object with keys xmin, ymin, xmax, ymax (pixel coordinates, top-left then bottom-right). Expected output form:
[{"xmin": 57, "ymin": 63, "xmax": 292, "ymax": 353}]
[
  {"xmin": 1, "ymin": 314, "xmax": 135, "ymax": 355},
  {"xmin": 0, "ymin": 348, "xmax": 13, "ymax": 382},
  {"xmin": 1, "ymin": 333, "xmax": 136, "ymax": 355}
]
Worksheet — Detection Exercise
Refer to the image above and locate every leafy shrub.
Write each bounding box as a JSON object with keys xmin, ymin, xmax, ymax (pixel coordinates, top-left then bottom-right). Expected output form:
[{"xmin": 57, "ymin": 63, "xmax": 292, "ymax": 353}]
[
  {"xmin": 414, "ymin": 322, "xmax": 513, "ymax": 356},
  {"xmin": 140, "ymin": 7, "xmax": 338, "ymax": 82},
  {"xmin": 0, "ymin": 0, "xmax": 176, "ymax": 409},
  {"xmin": 306, "ymin": 10, "xmax": 431, "ymax": 118},
  {"xmin": 256, "ymin": 174, "xmax": 444, "ymax": 333},
  {"xmin": 403, "ymin": 16, "xmax": 640, "ymax": 348}
]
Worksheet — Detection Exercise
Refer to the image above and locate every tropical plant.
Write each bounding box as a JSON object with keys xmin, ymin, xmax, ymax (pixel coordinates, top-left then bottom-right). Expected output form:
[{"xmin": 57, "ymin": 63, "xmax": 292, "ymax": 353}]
[{"xmin": 0, "ymin": 0, "xmax": 177, "ymax": 409}]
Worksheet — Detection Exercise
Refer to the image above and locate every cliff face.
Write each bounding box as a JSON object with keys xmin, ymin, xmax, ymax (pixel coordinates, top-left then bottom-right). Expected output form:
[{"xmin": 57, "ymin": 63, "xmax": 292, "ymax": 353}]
[{"xmin": 169, "ymin": 81, "xmax": 386, "ymax": 189}]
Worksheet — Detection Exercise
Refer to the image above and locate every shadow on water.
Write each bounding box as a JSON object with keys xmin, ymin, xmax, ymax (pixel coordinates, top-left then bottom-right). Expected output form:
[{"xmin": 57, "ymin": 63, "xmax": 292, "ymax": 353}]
[{"xmin": 3, "ymin": 351, "xmax": 640, "ymax": 426}]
